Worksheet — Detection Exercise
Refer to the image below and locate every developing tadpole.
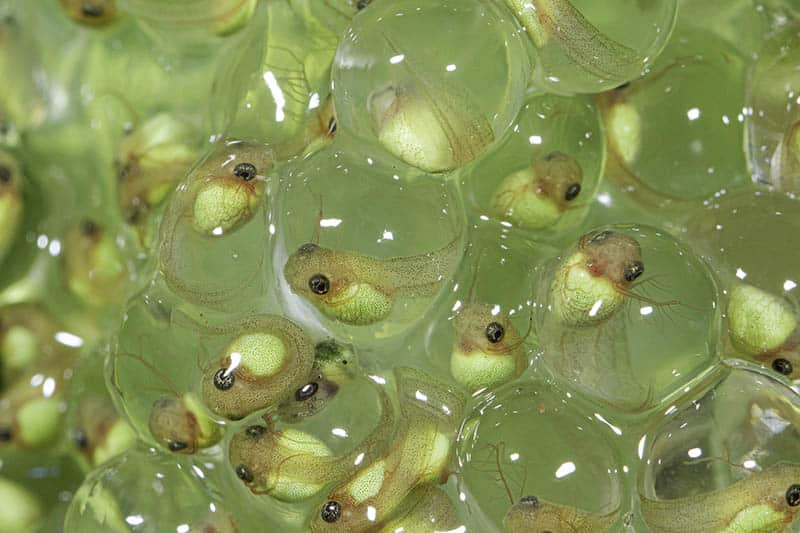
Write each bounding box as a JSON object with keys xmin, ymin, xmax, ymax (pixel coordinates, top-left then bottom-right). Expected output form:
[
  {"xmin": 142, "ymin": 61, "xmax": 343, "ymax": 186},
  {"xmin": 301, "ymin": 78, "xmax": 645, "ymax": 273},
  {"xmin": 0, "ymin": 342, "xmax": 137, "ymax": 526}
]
[
  {"xmin": 503, "ymin": 495, "xmax": 618, "ymax": 532},
  {"xmin": 194, "ymin": 314, "xmax": 315, "ymax": 420},
  {"xmin": 229, "ymin": 369, "xmax": 395, "ymax": 503},
  {"xmin": 640, "ymin": 463, "xmax": 800, "ymax": 532},
  {"xmin": 71, "ymin": 397, "xmax": 136, "ymax": 467},
  {"xmin": 308, "ymin": 367, "xmax": 464, "ymax": 531},
  {"xmin": 490, "ymin": 151, "xmax": 584, "ymax": 230},
  {"xmin": 368, "ymin": 33, "xmax": 494, "ymax": 173},
  {"xmin": 284, "ymin": 231, "xmax": 462, "ymax": 326},
  {"xmin": 63, "ymin": 219, "xmax": 129, "ymax": 307}
]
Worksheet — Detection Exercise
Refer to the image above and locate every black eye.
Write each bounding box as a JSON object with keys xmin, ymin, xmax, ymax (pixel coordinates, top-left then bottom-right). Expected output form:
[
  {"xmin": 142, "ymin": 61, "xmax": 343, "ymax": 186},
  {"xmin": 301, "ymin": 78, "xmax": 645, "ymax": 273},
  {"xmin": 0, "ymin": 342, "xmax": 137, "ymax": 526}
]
[
  {"xmin": 81, "ymin": 219, "xmax": 99, "ymax": 237},
  {"xmin": 299, "ymin": 243, "xmax": 319, "ymax": 254},
  {"xmin": 213, "ymin": 368, "xmax": 235, "ymax": 391},
  {"xmin": 233, "ymin": 162, "xmax": 257, "ymax": 181},
  {"xmin": 321, "ymin": 501, "xmax": 341, "ymax": 523},
  {"xmin": 235, "ymin": 464, "xmax": 254, "ymax": 483},
  {"xmin": 73, "ymin": 430, "xmax": 89, "ymax": 449},
  {"xmin": 518, "ymin": 495, "xmax": 539, "ymax": 507},
  {"xmin": 309, "ymin": 274, "xmax": 330, "ymax": 295},
  {"xmin": 0, "ymin": 165, "xmax": 11, "ymax": 183},
  {"xmin": 544, "ymin": 151, "xmax": 559, "ymax": 161},
  {"xmin": 81, "ymin": 3, "xmax": 105, "ymax": 17},
  {"xmin": 485, "ymin": 322, "xmax": 505, "ymax": 344},
  {"xmin": 295, "ymin": 382, "xmax": 319, "ymax": 401},
  {"xmin": 0, "ymin": 427, "xmax": 12, "ymax": 442},
  {"xmin": 772, "ymin": 358, "xmax": 793, "ymax": 376},
  {"xmin": 356, "ymin": 0, "xmax": 370, "ymax": 9},
  {"xmin": 168, "ymin": 441, "xmax": 188, "ymax": 452},
  {"xmin": 786, "ymin": 484, "xmax": 800, "ymax": 506},
  {"xmin": 623, "ymin": 260, "xmax": 644, "ymax": 282},
  {"xmin": 327, "ymin": 117, "xmax": 337, "ymax": 135},
  {"xmin": 564, "ymin": 183, "xmax": 581, "ymax": 202},
  {"xmin": 245, "ymin": 425, "xmax": 267, "ymax": 438}
]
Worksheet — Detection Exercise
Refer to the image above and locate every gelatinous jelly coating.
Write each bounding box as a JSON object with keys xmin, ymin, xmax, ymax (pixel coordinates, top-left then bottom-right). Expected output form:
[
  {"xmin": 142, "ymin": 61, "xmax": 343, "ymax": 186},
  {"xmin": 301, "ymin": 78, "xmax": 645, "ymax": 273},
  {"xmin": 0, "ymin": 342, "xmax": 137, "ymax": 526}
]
[
  {"xmin": 504, "ymin": 0, "xmax": 677, "ymax": 93},
  {"xmin": 198, "ymin": 314, "xmax": 314, "ymax": 420},
  {"xmin": 121, "ymin": 0, "xmax": 257, "ymax": 37}
]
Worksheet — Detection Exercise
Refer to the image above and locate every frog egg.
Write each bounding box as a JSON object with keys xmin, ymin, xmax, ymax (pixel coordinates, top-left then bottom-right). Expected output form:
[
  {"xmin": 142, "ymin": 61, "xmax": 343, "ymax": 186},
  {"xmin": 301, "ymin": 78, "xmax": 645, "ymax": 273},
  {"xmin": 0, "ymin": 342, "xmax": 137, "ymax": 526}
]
[
  {"xmin": 0, "ymin": 304, "xmax": 62, "ymax": 386},
  {"xmin": 423, "ymin": 229, "xmax": 556, "ymax": 394},
  {"xmin": 211, "ymin": 1, "xmax": 347, "ymax": 158},
  {"xmin": 331, "ymin": 0, "xmax": 530, "ymax": 174},
  {"xmin": 745, "ymin": 23, "xmax": 800, "ymax": 192},
  {"xmin": 0, "ymin": 15, "xmax": 47, "ymax": 135},
  {"xmin": 535, "ymin": 225, "xmax": 720, "ymax": 414},
  {"xmin": 684, "ymin": 191, "xmax": 800, "ymax": 378},
  {"xmin": 64, "ymin": 446, "xmax": 259, "ymax": 533},
  {"xmin": 457, "ymin": 380, "xmax": 624, "ymax": 531},
  {"xmin": 110, "ymin": 293, "xmax": 225, "ymax": 453},
  {"xmin": 638, "ymin": 362, "xmax": 800, "ymax": 532},
  {"xmin": 157, "ymin": 140, "xmax": 272, "ymax": 310},
  {"xmin": 462, "ymin": 93, "xmax": 604, "ymax": 241},
  {"xmin": 503, "ymin": 0, "xmax": 677, "ymax": 94},
  {"xmin": 596, "ymin": 27, "xmax": 750, "ymax": 210},
  {"xmin": 275, "ymin": 138, "xmax": 465, "ymax": 345},
  {"xmin": 59, "ymin": 0, "xmax": 120, "ymax": 27}
]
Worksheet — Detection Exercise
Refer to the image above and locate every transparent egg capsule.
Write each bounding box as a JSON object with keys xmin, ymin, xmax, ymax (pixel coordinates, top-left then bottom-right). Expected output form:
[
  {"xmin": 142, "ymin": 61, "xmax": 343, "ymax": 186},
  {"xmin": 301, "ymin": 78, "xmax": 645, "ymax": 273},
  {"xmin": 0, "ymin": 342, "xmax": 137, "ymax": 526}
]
[
  {"xmin": 212, "ymin": 0, "xmax": 346, "ymax": 159},
  {"xmin": 684, "ymin": 191, "xmax": 800, "ymax": 380},
  {"xmin": 462, "ymin": 93, "xmax": 604, "ymax": 240},
  {"xmin": 64, "ymin": 446, "xmax": 255, "ymax": 533},
  {"xmin": 378, "ymin": 484, "xmax": 462, "ymax": 533},
  {"xmin": 330, "ymin": 0, "xmax": 530, "ymax": 174},
  {"xmin": 503, "ymin": 0, "xmax": 677, "ymax": 94},
  {"xmin": 276, "ymin": 138, "xmax": 465, "ymax": 342},
  {"xmin": 536, "ymin": 225, "xmax": 720, "ymax": 413},
  {"xmin": 745, "ymin": 23, "xmax": 800, "ymax": 192},
  {"xmin": 596, "ymin": 27, "xmax": 750, "ymax": 210},
  {"xmin": 158, "ymin": 140, "xmax": 272, "ymax": 310},
  {"xmin": 457, "ymin": 380, "xmax": 624, "ymax": 531},
  {"xmin": 423, "ymin": 230, "xmax": 555, "ymax": 395},
  {"xmin": 639, "ymin": 362, "xmax": 800, "ymax": 532},
  {"xmin": 676, "ymin": 0, "xmax": 772, "ymax": 57}
]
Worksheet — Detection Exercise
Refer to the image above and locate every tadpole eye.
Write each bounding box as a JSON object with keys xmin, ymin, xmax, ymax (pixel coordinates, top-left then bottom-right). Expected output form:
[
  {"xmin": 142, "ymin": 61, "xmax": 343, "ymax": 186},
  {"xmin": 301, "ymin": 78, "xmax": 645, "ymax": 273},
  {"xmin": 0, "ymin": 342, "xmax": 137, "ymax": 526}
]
[
  {"xmin": 213, "ymin": 368, "xmax": 235, "ymax": 391},
  {"xmin": 564, "ymin": 183, "xmax": 581, "ymax": 202},
  {"xmin": 518, "ymin": 495, "xmax": 539, "ymax": 507},
  {"xmin": 295, "ymin": 382, "xmax": 319, "ymax": 401},
  {"xmin": 356, "ymin": 0, "xmax": 370, "ymax": 9},
  {"xmin": 81, "ymin": 3, "xmax": 104, "ymax": 17},
  {"xmin": 73, "ymin": 430, "xmax": 89, "ymax": 449},
  {"xmin": 321, "ymin": 500, "xmax": 342, "ymax": 523},
  {"xmin": 309, "ymin": 274, "xmax": 330, "ymax": 295},
  {"xmin": 485, "ymin": 322, "xmax": 505, "ymax": 344},
  {"xmin": 786, "ymin": 484, "xmax": 800, "ymax": 506},
  {"xmin": 168, "ymin": 441, "xmax": 188, "ymax": 452},
  {"xmin": 0, "ymin": 165, "xmax": 11, "ymax": 183},
  {"xmin": 233, "ymin": 162, "xmax": 257, "ymax": 181},
  {"xmin": 235, "ymin": 464, "xmax": 254, "ymax": 483},
  {"xmin": 245, "ymin": 425, "xmax": 267, "ymax": 438},
  {"xmin": 299, "ymin": 243, "xmax": 320, "ymax": 254},
  {"xmin": 772, "ymin": 358, "xmax": 793, "ymax": 376},
  {"xmin": 0, "ymin": 427, "xmax": 12, "ymax": 442},
  {"xmin": 80, "ymin": 219, "xmax": 99, "ymax": 237},
  {"xmin": 327, "ymin": 117, "xmax": 337, "ymax": 135},
  {"xmin": 623, "ymin": 260, "xmax": 644, "ymax": 282},
  {"xmin": 588, "ymin": 230, "xmax": 613, "ymax": 244}
]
